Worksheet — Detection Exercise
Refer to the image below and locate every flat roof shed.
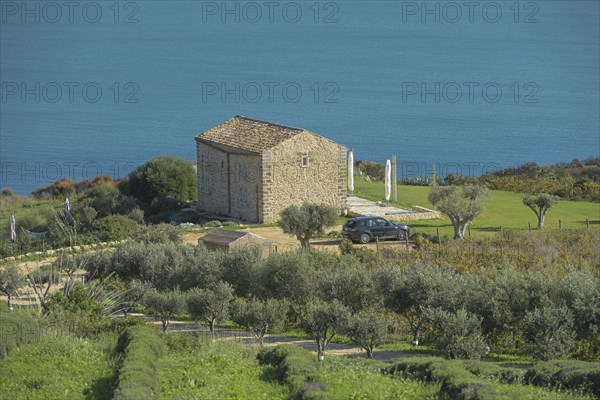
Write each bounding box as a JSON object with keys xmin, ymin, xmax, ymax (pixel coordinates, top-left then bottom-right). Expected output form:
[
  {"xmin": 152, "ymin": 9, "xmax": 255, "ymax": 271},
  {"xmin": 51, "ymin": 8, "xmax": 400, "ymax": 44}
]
[{"xmin": 199, "ymin": 229, "xmax": 272, "ymax": 258}]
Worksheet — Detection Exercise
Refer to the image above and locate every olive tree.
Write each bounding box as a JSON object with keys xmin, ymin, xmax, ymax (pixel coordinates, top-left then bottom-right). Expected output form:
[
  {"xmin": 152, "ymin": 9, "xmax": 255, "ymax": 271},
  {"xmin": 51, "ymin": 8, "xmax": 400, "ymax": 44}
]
[
  {"xmin": 220, "ymin": 249, "xmax": 261, "ymax": 298},
  {"xmin": 466, "ymin": 269, "xmax": 529, "ymax": 339},
  {"xmin": 258, "ymin": 251, "xmax": 316, "ymax": 314},
  {"xmin": 522, "ymin": 306, "xmax": 575, "ymax": 360},
  {"xmin": 230, "ymin": 298, "xmax": 288, "ymax": 344},
  {"xmin": 0, "ymin": 266, "xmax": 24, "ymax": 311},
  {"xmin": 555, "ymin": 268, "xmax": 600, "ymax": 342},
  {"xmin": 425, "ymin": 308, "xmax": 488, "ymax": 360},
  {"xmin": 523, "ymin": 193, "xmax": 560, "ymax": 228},
  {"xmin": 345, "ymin": 310, "xmax": 388, "ymax": 359},
  {"xmin": 428, "ymin": 185, "xmax": 488, "ymax": 239},
  {"xmin": 300, "ymin": 300, "xmax": 350, "ymax": 361},
  {"xmin": 143, "ymin": 289, "xmax": 185, "ymax": 332},
  {"xmin": 279, "ymin": 203, "xmax": 338, "ymax": 248},
  {"xmin": 186, "ymin": 281, "xmax": 234, "ymax": 335},
  {"xmin": 319, "ymin": 267, "xmax": 379, "ymax": 313},
  {"xmin": 379, "ymin": 262, "xmax": 464, "ymax": 345}
]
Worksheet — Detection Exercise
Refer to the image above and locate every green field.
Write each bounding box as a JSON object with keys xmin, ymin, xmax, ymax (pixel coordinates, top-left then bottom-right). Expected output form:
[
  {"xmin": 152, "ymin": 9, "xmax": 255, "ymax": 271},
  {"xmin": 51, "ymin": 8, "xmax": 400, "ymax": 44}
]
[
  {"xmin": 160, "ymin": 341, "xmax": 288, "ymax": 400},
  {"xmin": 353, "ymin": 177, "xmax": 600, "ymax": 237},
  {"xmin": 0, "ymin": 333, "xmax": 117, "ymax": 400}
]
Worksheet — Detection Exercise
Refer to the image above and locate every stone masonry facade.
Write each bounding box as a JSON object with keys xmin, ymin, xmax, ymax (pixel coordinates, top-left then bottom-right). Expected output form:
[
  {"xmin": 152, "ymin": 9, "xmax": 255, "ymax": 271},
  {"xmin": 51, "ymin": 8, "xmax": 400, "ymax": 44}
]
[{"xmin": 196, "ymin": 116, "xmax": 347, "ymax": 223}]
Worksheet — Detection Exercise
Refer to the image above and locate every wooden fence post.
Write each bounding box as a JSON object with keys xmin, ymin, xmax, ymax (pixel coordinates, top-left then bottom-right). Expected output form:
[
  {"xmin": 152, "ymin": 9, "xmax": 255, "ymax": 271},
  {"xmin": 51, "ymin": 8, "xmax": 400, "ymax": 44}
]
[
  {"xmin": 528, "ymin": 221, "xmax": 531, "ymax": 232},
  {"xmin": 436, "ymin": 228, "xmax": 440, "ymax": 243},
  {"xmin": 559, "ymin": 219, "xmax": 562, "ymax": 230},
  {"xmin": 586, "ymin": 218, "xmax": 590, "ymax": 228}
]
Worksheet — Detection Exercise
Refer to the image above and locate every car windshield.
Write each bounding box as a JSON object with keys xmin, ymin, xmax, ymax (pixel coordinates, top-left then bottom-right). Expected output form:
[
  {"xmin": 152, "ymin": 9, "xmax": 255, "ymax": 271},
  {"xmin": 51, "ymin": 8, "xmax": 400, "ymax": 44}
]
[{"xmin": 345, "ymin": 221, "xmax": 357, "ymax": 228}]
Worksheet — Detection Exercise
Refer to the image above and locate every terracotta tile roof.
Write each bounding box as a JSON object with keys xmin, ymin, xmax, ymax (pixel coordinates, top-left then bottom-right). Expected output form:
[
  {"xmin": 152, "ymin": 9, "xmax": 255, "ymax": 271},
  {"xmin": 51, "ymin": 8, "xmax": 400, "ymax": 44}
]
[{"xmin": 196, "ymin": 115, "xmax": 304, "ymax": 153}]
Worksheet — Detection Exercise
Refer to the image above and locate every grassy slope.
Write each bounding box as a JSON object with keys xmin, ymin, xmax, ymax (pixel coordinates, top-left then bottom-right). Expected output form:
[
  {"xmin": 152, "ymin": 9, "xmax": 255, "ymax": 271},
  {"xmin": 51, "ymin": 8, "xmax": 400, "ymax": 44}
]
[
  {"xmin": 160, "ymin": 342, "xmax": 288, "ymax": 400},
  {"xmin": 319, "ymin": 356, "xmax": 440, "ymax": 399},
  {"xmin": 0, "ymin": 197, "xmax": 63, "ymax": 234},
  {"xmin": 0, "ymin": 333, "xmax": 117, "ymax": 400},
  {"xmin": 353, "ymin": 178, "xmax": 600, "ymax": 237}
]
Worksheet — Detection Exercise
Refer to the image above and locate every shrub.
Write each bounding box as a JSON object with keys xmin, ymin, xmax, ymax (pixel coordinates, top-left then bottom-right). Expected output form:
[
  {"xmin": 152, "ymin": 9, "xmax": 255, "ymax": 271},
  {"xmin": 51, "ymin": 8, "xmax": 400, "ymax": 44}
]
[
  {"xmin": 91, "ymin": 214, "xmax": 139, "ymax": 241},
  {"xmin": 130, "ymin": 223, "xmax": 182, "ymax": 244},
  {"xmin": 92, "ymin": 215, "xmax": 138, "ymax": 242},
  {"xmin": 358, "ymin": 161, "xmax": 385, "ymax": 181},
  {"xmin": 338, "ymin": 238, "xmax": 353, "ymax": 255},
  {"xmin": 114, "ymin": 325, "xmax": 165, "ymax": 400},
  {"xmin": 524, "ymin": 360, "xmax": 600, "ymax": 397},
  {"xmin": 122, "ymin": 155, "xmax": 197, "ymax": 205},
  {"xmin": 203, "ymin": 220, "xmax": 223, "ymax": 228},
  {"xmin": 257, "ymin": 345, "xmax": 330, "ymax": 398},
  {"xmin": 387, "ymin": 358, "xmax": 536, "ymax": 400},
  {"xmin": 31, "ymin": 178, "xmax": 77, "ymax": 198},
  {"xmin": 149, "ymin": 195, "xmax": 180, "ymax": 215},
  {"xmin": 461, "ymin": 361, "xmax": 524, "ymax": 384},
  {"xmin": 425, "ymin": 308, "xmax": 488, "ymax": 360},
  {"xmin": 86, "ymin": 183, "xmax": 138, "ymax": 217},
  {"xmin": 522, "ymin": 306, "xmax": 575, "ymax": 360}
]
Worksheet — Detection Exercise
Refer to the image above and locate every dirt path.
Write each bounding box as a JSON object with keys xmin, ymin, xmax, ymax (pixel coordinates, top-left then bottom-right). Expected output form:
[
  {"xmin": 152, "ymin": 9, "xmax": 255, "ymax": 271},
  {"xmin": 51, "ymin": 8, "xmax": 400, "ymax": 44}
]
[
  {"xmin": 183, "ymin": 225, "xmax": 412, "ymax": 254},
  {"xmin": 143, "ymin": 317, "xmax": 413, "ymax": 361}
]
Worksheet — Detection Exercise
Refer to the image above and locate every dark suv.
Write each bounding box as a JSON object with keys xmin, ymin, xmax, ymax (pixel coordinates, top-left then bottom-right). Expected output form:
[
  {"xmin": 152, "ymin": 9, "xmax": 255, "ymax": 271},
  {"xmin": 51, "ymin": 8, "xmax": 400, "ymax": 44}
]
[{"xmin": 342, "ymin": 216, "xmax": 410, "ymax": 244}]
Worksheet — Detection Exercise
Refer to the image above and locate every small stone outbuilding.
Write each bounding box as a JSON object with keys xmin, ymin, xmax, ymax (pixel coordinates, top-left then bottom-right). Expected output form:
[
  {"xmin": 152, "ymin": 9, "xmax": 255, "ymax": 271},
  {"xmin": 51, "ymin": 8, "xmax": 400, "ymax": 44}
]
[
  {"xmin": 199, "ymin": 229, "xmax": 272, "ymax": 258},
  {"xmin": 195, "ymin": 115, "xmax": 347, "ymax": 223}
]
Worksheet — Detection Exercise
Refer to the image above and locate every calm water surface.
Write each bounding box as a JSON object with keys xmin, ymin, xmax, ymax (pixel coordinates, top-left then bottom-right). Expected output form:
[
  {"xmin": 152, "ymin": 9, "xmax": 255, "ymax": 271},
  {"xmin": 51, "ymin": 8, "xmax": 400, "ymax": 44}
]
[{"xmin": 1, "ymin": 0, "xmax": 598, "ymax": 193}]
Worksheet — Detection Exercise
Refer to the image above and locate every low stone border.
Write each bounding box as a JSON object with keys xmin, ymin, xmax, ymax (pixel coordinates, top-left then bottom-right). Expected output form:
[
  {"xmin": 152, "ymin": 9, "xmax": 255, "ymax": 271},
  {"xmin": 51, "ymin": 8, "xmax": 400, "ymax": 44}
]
[
  {"xmin": 1, "ymin": 240, "xmax": 127, "ymax": 262},
  {"xmin": 385, "ymin": 206, "xmax": 441, "ymax": 222}
]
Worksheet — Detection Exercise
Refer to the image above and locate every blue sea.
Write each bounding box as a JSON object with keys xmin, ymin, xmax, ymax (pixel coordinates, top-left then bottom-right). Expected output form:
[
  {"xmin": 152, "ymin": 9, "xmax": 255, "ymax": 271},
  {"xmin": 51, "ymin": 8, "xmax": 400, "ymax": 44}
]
[{"xmin": 1, "ymin": 0, "xmax": 599, "ymax": 194}]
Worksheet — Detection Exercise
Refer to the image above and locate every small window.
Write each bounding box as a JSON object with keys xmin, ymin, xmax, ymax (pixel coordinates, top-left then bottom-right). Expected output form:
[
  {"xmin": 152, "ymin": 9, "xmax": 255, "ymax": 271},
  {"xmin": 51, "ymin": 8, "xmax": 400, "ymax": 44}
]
[{"xmin": 301, "ymin": 155, "xmax": 309, "ymax": 168}]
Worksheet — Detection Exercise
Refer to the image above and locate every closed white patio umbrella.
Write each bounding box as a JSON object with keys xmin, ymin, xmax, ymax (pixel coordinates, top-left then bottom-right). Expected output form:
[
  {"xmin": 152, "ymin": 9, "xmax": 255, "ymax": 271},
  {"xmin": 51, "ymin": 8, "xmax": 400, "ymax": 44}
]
[
  {"xmin": 348, "ymin": 150, "xmax": 354, "ymax": 194},
  {"xmin": 385, "ymin": 159, "xmax": 391, "ymax": 202}
]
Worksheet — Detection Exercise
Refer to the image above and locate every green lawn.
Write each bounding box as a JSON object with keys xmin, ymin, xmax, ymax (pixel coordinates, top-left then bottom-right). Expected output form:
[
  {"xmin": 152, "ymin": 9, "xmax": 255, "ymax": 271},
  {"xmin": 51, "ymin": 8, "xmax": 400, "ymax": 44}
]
[{"xmin": 353, "ymin": 177, "xmax": 600, "ymax": 238}]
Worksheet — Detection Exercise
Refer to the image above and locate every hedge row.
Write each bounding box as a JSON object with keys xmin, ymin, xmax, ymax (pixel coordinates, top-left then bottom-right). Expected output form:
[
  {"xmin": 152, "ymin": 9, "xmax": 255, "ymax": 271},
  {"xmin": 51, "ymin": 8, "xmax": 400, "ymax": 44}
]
[
  {"xmin": 524, "ymin": 360, "xmax": 600, "ymax": 398},
  {"xmin": 113, "ymin": 325, "xmax": 165, "ymax": 400},
  {"xmin": 257, "ymin": 345, "xmax": 331, "ymax": 400},
  {"xmin": 0, "ymin": 307, "xmax": 40, "ymax": 358},
  {"xmin": 386, "ymin": 358, "xmax": 535, "ymax": 400}
]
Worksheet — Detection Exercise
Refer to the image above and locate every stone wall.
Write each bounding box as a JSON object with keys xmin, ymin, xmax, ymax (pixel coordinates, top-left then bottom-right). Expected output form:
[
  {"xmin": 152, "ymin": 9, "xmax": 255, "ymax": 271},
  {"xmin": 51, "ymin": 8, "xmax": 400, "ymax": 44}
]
[
  {"xmin": 261, "ymin": 131, "xmax": 347, "ymax": 223},
  {"xmin": 229, "ymin": 153, "xmax": 262, "ymax": 222},
  {"xmin": 197, "ymin": 141, "xmax": 228, "ymax": 216},
  {"xmin": 196, "ymin": 140, "xmax": 261, "ymax": 221},
  {"xmin": 384, "ymin": 206, "xmax": 442, "ymax": 222}
]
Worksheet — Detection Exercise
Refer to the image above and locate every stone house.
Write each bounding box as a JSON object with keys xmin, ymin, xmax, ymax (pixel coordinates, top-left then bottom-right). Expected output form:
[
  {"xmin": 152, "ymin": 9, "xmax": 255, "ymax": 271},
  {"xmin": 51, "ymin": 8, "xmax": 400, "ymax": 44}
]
[{"xmin": 195, "ymin": 115, "xmax": 347, "ymax": 223}]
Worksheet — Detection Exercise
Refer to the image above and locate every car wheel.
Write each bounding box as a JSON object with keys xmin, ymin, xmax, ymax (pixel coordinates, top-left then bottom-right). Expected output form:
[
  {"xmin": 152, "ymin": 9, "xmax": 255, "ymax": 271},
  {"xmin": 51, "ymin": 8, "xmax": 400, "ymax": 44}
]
[
  {"xmin": 359, "ymin": 233, "xmax": 371, "ymax": 244},
  {"xmin": 397, "ymin": 230, "xmax": 407, "ymax": 241}
]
